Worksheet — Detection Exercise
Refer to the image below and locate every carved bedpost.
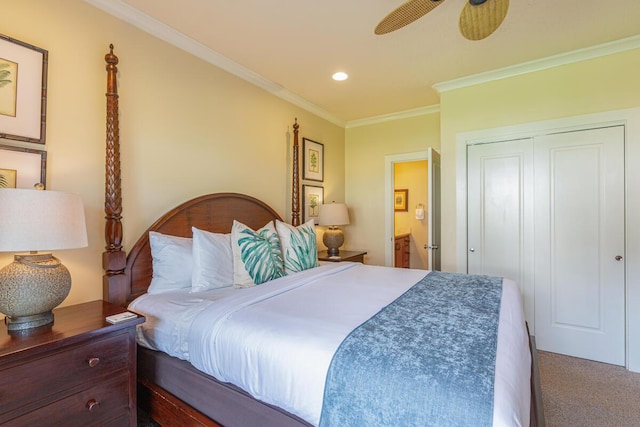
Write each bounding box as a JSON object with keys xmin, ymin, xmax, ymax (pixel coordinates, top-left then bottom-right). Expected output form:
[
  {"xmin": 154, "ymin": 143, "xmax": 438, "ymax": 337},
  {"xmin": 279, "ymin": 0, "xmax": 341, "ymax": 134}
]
[
  {"xmin": 102, "ymin": 44, "xmax": 127, "ymax": 306},
  {"xmin": 291, "ymin": 118, "xmax": 300, "ymax": 226}
]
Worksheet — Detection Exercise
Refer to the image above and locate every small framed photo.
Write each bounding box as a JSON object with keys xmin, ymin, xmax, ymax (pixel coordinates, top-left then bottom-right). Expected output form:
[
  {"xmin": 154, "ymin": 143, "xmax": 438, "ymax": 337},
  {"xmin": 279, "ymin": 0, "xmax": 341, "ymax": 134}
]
[
  {"xmin": 394, "ymin": 189, "xmax": 408, "ymax": 212},
  {"xmin": 0, "ymin": 144, "xmax": 46, "ymax": 188},
  {"xmin": 303, "ymin": 184, "xmax": 324, "ymax": 224},
  {"xmin": 303, "ymin": 138, "xmax": 324, "ymax": 182},
  {"xmin": 0, "ymin": 35, "xmax": 48, "ymax": 144}
]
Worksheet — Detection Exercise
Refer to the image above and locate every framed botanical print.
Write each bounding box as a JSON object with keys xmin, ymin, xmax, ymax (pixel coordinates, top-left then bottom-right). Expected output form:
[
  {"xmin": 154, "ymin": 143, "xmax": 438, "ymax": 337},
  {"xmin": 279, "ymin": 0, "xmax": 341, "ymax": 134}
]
[
  {"xmin": 303, "ymin": 184, "xmax": 324, "ymax": 224},
  {"xmin": 302, "ymin": 138, "xmax": 324, "ymax": 182},
  {"xmin": 0, "ymin": 144, "xmax": 46, "ymax": 188},
  {"xmin": 0, "ymin": 35, "xmax": 48, "ymax": 144},
  {"xmin": 394, "ymin": 189, "xmax": 408, "ymax": 212}
]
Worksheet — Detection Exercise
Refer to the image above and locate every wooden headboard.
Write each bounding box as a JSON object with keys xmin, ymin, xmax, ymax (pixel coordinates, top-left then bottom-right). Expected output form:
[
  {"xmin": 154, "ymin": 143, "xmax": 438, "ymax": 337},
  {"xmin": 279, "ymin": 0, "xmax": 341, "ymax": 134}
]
[{"xmin": 102, "ymin": 45, "xmax": 299, "ymax": 307}]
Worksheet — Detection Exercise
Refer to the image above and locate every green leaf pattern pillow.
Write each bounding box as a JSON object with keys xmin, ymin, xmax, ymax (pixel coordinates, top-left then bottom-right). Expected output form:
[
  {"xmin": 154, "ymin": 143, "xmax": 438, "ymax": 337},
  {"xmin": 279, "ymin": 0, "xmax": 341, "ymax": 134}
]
[
  {"xmin": 276, "ymin": 219, "xmax": 318, "ymax": 274},
  {"xmin": 232, "ymin": 220, "xmax": 285, "ymax": 288}
]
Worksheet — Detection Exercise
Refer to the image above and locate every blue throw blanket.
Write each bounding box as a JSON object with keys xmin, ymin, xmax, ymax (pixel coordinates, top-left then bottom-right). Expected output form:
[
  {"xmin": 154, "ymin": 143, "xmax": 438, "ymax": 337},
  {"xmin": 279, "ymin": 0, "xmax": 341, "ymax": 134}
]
[{"xmin": 319, "ymin": 271, "xmax": 503, "ymax": 427}]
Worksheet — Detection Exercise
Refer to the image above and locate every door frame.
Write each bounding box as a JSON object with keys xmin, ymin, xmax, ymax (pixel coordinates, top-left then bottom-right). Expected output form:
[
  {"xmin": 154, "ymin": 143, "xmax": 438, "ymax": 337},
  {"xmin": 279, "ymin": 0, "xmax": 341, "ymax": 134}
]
[{"xmin": 455, "ymin": 107, "xmax": 640, "ymax": 372}]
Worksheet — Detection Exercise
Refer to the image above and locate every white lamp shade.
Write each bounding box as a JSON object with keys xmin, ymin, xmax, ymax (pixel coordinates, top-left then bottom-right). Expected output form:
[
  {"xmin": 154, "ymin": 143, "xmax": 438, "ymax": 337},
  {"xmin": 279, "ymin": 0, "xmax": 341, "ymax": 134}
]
[
  {"xmin": 0, "ymin": 188, "xmax": 88, "ymax": 252},
  {"xmin": 318, "ymin": 203, "xmax": 350, "ymax": 226}
]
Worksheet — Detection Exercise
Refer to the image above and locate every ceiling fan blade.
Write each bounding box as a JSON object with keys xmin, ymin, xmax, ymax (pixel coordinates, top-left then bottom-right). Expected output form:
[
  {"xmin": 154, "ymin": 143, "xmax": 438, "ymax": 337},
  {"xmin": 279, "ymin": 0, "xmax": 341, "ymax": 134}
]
[
  {"xmin": 375, "ymin": 0, "xmax": 446, "ymax": 35},
  {"xmin": 459, "ymin": 0, "xmax": 509, "ymax": 40}
]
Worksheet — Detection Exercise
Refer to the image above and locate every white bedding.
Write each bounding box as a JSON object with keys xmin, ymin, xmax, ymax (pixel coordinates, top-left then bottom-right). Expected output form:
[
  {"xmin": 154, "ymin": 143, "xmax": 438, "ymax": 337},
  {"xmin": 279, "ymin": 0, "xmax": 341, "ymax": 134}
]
[{"xmin": 129, "ymin": 262, "xmax": 531, "ymax": 426}]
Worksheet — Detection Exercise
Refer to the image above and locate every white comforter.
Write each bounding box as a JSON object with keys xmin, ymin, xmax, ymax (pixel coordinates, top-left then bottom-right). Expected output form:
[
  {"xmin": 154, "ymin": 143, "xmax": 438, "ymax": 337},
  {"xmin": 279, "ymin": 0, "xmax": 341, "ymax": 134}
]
[{"xmin": 129, "ymin": 262, "xmax": 531, "ymax": 426}]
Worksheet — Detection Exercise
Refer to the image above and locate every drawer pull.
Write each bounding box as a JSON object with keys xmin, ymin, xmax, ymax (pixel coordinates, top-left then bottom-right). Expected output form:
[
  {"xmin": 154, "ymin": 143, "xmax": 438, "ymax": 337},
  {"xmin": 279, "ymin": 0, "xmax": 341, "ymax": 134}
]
[
  {"xmin": 86, "ymin": 399, "xmax": 100, "ymax": 412},
  {"xmin": 88, "ymin": 357, "xmax": 100, "ymax": 367}
]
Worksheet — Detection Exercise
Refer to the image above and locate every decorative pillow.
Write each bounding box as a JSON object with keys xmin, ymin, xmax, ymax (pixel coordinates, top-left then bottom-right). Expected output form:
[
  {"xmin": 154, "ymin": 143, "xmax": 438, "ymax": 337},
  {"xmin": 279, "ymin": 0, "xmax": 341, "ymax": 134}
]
[
  {"xmin": 191, "ymin": 227, "xmax": 233, "ymax": 292},
  {"xmin": 276, "ymin": 219, "xmax": 318, "ymax": 274},
  {"xmin": 148, "ymin": 231, "xmax": 193, "ymax": 294},
  {"xmin": 231, "ymin": 220, "xmax": 284, "ymax": 288}
]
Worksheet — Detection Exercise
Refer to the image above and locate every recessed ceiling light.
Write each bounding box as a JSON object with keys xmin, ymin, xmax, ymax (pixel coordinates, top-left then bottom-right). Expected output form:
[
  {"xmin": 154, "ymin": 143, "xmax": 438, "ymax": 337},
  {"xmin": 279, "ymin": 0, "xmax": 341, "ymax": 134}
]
[{"xmin": 332, "ymin": 72, "xmax": 348, "ymax": 81}]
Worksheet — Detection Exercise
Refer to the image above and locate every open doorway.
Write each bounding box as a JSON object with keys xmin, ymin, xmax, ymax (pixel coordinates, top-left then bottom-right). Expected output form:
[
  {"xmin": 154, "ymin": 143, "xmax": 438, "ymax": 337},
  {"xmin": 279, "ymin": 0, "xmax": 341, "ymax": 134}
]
[
  {"xmin": 384, "ymin": 149, "xmax": 440, "ymax": 270},
  {"xmin": 394, "ymin": 160, "xmax": 428, "ymax": 269}
]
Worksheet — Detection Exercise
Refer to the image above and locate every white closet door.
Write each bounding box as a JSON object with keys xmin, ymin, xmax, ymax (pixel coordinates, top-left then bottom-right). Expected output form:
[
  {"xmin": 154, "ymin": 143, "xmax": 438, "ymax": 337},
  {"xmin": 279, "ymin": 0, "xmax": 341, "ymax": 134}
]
[
  {"xmin": 534, "ymin": 126, "xmax": 625, "ymax": 365},
  {"xmin": 467, "ymin": 139, "xmax": 535, "ymax": 328}
]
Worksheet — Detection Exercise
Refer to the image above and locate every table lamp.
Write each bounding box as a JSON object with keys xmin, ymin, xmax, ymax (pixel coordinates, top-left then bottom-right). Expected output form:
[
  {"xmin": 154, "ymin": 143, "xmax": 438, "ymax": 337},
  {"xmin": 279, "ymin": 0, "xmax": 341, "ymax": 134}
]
[
  {"xmin": 0, "ymin": 188, "xmax": 88, "ymax": 331},
  {"xmin": 318, "ymin": 202, "xmax": 350, "ymax": 256}
]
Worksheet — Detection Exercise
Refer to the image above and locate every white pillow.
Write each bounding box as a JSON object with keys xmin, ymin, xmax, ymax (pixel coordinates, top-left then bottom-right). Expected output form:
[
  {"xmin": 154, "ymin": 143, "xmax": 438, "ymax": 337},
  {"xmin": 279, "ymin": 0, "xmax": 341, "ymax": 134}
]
[
  {"xmin": 231, "ymin": 220, "xmax": 284, "ymax": 288},
  {"xmin": 276, "ymin": 219, "xmax": 318, "ymax": 274},
  {"xmin": 191, "ymin": 227, "xmax": 233, "ymax": 292},
  {"xmin": 148, "ymin": 231, "xmax": 193, "ymax": 294}
]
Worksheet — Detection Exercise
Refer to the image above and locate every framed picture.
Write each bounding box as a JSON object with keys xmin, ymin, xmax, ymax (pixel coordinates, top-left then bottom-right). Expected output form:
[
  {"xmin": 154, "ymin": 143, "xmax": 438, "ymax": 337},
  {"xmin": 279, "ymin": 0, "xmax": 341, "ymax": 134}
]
[
  {"xmin": 0, "ymin": 144, "xmax": 46, "ymax": 188},
  {"xmin": 303, "ymin": 138, "xmax": 324, "ymax": 182},
  {"xmin": 0, "ymin": 35, "xmax": 48, "ymax": 144},
  {"xmin": 394, "ymin": 189, "xmax": 408, "ymax": 212},
  {"xmin": 303, "ymin": 184, "xmax": 324, "ymax": 224}
]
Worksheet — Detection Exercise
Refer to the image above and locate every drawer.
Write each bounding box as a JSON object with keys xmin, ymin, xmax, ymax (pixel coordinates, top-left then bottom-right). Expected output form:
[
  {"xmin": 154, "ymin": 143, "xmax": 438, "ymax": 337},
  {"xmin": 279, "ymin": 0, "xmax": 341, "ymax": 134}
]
[
  {"xmin": 0, "ymin": 332, "xmax": 130, "ymax": 418},
  {"xmin": 3, "ymin": 373, "xmax": 130, "ymax": 427}
]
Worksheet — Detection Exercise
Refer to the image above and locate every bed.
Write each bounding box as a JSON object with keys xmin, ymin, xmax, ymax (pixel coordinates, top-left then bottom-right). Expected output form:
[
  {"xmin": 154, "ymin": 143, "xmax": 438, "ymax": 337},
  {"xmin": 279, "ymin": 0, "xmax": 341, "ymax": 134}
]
[{"xmin": 101, "ymin": 46, "xmax": 544, "ymax": 427}]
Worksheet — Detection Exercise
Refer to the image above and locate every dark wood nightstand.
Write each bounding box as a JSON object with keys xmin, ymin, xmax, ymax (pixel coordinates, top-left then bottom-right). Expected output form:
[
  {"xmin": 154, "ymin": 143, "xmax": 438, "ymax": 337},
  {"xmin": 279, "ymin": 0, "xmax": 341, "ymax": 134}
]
[
  {"xmin": 0, "ymin": 300, "xmax": 144, "ymax": 426},
  {"xmin": 318, "ymin": 250, "xmax": 367, "ymax": 263}
]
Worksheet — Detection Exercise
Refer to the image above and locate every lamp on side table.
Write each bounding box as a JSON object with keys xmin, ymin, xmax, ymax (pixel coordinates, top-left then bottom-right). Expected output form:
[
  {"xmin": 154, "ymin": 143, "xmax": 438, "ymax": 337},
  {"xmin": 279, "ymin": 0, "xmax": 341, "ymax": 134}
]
[
  {"xmin": 0, "ymin": 188, "xmax": 88, "ymax": 331},
  {"xmin": 318, "ymin": 202, "xmax": 350, "ymax": 256}
]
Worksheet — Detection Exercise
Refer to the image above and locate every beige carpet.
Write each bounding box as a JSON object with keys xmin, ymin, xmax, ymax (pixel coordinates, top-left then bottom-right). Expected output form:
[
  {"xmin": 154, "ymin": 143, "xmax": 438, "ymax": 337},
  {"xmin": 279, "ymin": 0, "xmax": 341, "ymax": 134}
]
[{"xmin": 538, "ymin": 350, "xmax": 640, "ymax": 426}]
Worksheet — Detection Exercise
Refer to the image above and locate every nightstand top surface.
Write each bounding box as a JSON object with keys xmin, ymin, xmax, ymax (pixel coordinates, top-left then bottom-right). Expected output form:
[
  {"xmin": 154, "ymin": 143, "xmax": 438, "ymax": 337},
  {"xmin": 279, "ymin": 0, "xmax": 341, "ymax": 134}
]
[
  {"xmin": 1, "ymin": 300, "xmax": 143, "ymax": 358},
  {"xmin": 318, "ymin": 250, "xmax": 367, "ymax": 262}
]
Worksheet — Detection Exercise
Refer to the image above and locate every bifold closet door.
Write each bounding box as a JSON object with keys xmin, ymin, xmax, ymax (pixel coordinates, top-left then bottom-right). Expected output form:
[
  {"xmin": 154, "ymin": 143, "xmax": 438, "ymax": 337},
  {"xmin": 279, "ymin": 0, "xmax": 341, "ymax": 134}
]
[
  {"xmin": 467, "ymin": 138, "xmax": 535, "ymax": 328},
  {"xmin": 534, "ymin": 126, "xmax": 625, "ymax": 365},
  {"xmin": 468, "ymin": 125, "xmax": 625, "ymax": 365}
]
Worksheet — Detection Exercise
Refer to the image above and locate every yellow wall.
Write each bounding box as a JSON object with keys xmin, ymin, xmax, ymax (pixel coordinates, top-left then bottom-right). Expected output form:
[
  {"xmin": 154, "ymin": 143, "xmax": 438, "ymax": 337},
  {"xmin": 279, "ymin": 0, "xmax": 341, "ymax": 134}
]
[
  {"xmin": 439, "ymin": 48, "xmax": 640, "ymax": 271},
  {"xmin": 343, "ymin": 48, "xmax": 640, "ymax": 272},
  {"xmin": 345, "ymin": 114, "xmax": 440, "ymax": 265},
  {"xmin": 0, "ymin": 0, "xmax": 344, "ymax": 310}
]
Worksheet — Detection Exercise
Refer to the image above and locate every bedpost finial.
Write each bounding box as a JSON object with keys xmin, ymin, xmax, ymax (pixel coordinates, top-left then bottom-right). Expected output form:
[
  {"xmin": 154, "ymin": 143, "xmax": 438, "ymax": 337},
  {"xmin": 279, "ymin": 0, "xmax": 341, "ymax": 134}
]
[{"xmin": 106, "ymin": 44, "xmax": 119, "ymax": 67}]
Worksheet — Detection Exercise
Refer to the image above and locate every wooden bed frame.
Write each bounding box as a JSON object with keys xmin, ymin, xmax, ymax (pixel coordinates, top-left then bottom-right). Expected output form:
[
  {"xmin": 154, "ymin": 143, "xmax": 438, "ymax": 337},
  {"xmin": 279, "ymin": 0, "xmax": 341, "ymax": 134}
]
[{"xmin": 101, "ymin": 45, "xmax": 544, "ymax": 426}]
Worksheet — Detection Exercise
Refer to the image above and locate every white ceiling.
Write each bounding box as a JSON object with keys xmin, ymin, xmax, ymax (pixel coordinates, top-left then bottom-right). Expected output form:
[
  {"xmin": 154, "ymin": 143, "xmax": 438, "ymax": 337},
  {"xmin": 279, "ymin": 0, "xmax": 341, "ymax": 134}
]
[{"xmin": 89, "ymin": 0, "xmax": 640, "ymax": 126}]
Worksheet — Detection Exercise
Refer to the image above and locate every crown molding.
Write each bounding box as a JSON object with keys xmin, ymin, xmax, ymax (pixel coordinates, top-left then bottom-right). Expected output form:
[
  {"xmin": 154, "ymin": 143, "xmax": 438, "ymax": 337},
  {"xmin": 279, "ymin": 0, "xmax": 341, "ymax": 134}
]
[
  {"xmin": 85, "ymin": 0, "xmax": 345, "ymax": 127},
  {"xmin": 434, "ymin": 34, "xmax": 640, "ymax": 94},
  {"xmin": 345, "ymin": 105, "xmax": 440, "ymax": 129}
]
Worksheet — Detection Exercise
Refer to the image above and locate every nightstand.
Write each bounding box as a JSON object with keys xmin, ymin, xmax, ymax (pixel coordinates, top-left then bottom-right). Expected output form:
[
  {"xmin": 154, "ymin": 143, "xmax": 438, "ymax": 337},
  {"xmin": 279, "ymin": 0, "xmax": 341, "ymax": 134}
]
[
  {"xmin": 0, "ymin": 300, "xmax": 144, "ymax": 426},
  {"xmin": 318, "ymin": 250, "xmax": 367, "ymax": 263}
]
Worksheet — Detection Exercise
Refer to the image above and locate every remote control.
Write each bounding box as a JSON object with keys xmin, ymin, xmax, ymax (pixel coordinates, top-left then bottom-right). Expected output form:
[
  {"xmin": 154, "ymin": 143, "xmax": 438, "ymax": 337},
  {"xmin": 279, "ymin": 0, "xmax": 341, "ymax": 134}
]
[{"xmin": 105, "ymin": 311, "xmax": 138, "ymax": 324}]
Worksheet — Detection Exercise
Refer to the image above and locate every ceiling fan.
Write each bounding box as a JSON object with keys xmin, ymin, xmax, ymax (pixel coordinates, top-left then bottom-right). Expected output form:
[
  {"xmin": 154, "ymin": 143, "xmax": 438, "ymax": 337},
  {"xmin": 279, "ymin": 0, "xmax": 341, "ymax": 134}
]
[{"xmin": 375, "ymin": 0, "xmax": 509, "ymax": 40}]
